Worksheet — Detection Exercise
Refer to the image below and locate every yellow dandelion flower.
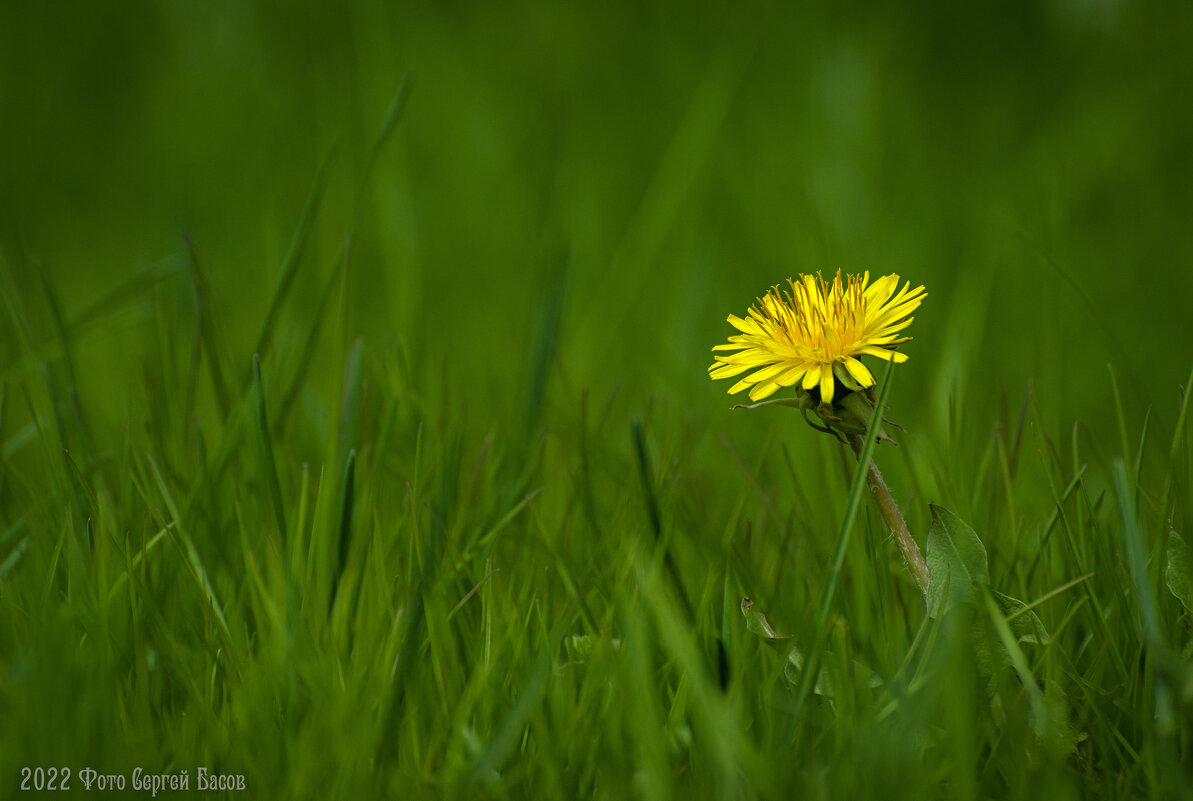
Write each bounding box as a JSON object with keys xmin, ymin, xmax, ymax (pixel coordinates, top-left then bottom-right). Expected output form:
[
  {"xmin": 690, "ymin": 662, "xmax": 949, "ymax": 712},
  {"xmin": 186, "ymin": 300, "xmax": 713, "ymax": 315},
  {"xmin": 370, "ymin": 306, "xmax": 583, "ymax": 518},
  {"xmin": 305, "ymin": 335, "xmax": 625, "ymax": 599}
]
[{"xmin": 709, "ymin": 270, "xmax": 926, "ymax": 403}]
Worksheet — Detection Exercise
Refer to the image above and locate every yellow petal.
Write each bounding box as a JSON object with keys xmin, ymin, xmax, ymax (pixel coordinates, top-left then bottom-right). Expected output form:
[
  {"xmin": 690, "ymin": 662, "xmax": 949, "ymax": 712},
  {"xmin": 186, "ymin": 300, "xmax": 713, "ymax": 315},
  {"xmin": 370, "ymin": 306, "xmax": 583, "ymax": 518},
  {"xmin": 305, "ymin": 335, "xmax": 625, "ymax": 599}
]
[
  {"xmin": 862, "ymin": 334, "xmax": 912, "ymax": 348},
  {"xmin": 774, "ymin": 365, "xmax": 807, "ymax": 387},
  {"xmin": 860, "ymin": 346, "xmax": 909, "ymax": 363},
  {"xmin": 819, "ymin": 368, "xmax": 835, "ymax": 403},
  {"xmin": 748, "ymin": 380, "xmax": 781, "ymax": 401},
  {"xmin": 866, "ymin": 286, "xmax": 919, "ymax": 328},
  {"xmin": 728, "ymin": 314, "xmax": 764, "ymax": 335},
  {"xmin": 740, "ymin": 361, "xmax": 790, "ymax": 385},
  {"xmin": 709, "ymin": 362, "xmax": 753, "ymax": 379},
  {"xmin": 728, "ymin": 378, "xmax": 752, "ymax": 394},
  {"xmin": 714, "ymin": 347, "xmax": 774, "ymax": 365},
  {"xmin": 870, "ymin": 316, "xmax": 916, "ymax": 338},
  {"xmin": 863, "ymin": 273, "xmax": 899, "ymax": 307},
  {"xmin": 842, "ymin": 356, "xmax": 875, "ymax": 387},
  {"xmin": 867, "ymin": 297, "xmax": 924, "ymax": 332}
]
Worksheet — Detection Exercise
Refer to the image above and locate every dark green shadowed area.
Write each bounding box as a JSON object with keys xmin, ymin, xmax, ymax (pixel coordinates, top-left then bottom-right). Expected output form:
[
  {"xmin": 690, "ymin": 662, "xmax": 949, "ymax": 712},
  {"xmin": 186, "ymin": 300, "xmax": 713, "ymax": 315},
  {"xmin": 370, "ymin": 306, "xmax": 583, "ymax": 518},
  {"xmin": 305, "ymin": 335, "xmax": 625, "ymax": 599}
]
[{"xmin": 3, "ymin": 2, "xmax": 1193, "ymax": 799}]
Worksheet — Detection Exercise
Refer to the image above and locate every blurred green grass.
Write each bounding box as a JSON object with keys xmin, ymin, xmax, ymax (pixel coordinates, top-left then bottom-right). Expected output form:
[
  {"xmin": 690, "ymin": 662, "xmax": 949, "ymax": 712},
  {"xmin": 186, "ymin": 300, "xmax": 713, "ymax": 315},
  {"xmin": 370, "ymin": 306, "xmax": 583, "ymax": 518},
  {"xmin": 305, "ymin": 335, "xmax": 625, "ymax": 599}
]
[
  {"xmin": 2, "ymin": 1, "xmax": 1193, "ymax": 798},
  {"xmin": 4, "ymin": 0, "xmax": 1193, "ymax": 439}
]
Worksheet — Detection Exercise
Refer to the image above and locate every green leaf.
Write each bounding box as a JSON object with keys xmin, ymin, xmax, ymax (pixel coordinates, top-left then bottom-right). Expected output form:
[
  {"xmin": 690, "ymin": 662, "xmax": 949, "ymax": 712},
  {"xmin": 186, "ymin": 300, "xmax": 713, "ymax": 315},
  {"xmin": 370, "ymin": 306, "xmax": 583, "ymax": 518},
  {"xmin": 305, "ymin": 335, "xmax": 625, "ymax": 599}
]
[
  {"xmin": 783, "ymin": 648, "xmax": 830, "ymax": 695},
  {"xmin": 1039, "ymin": 679, "xmax": 1082, "ymax": 758},
  {"xmin": 741, "ymin": 597, "xmax": 791, "ymax": 645},
  {"xmin": 926, "ymin": 504, "xmax": 990, "ymax": 616},
  {"xmin": 742, "ymin": 594, "xmax": 883, "ymax": 698},
  {"xmin": 1165, "ymin": 530, "xmax": 1193, "ymax": 615},
  {"xmin": 994, "ymin": 591, "xmax": 1051, "ymax": 645},
  {"xmin": 782, "ymin": 647, "xmax": 882, "ymax": 696},
  {"xmin": 968, "ymin": 591, "xmax": 1052, "ymax": 680}
]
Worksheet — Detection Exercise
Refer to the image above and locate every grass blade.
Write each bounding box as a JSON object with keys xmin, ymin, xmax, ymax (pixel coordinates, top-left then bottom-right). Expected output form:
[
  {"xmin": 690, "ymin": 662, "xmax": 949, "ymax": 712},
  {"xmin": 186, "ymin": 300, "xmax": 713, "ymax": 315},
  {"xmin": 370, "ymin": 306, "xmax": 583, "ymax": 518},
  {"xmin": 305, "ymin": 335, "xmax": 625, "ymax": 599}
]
[
  {"xmin": 186, "ymin": 235, "xmax": 232, "ymax": 418},
  {"xmin": 1159, "ymin": 360, "xmax": 1193, "ymax": 517},
  {"xmin": 1108, "ymin": 363, "xmax": 1131, "ymax": 462},
  {"xmin": 330, "ymin": 448, "xmax": 356, "ymax": 609},
  {"xmin": 251, "ymin": 150, "xmax": 336, "ymax": 366},
  {"xmin": 254, "ymin": 354, "xmax": 288, "ymax": 540},
  {"xmin": 632, "ymin": 418, "xmax": 692, "ymax": 623},
  {"xmin": 350, "ymin": 73, "xmax": 415, "ymax": 235},
  {"xmin": 337, "ymin": 338, "xmax": 365, "ymax": 470},
  {"xmin": 146, "ymin": 453, "xmax": 235, "ymax": 663}
]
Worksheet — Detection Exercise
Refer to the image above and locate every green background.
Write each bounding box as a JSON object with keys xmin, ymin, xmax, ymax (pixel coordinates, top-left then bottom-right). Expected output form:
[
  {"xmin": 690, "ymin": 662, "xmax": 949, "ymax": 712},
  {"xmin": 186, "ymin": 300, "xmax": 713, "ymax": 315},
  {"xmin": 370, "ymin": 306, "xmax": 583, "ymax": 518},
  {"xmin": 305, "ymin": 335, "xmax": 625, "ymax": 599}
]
[
  {"xmin": 4, "ymin": 1, "xmax": 1191, "ymax": 440},
  {"xmin": 2, "ymin": 1, "xmax": 1192, "ymax": 798}
]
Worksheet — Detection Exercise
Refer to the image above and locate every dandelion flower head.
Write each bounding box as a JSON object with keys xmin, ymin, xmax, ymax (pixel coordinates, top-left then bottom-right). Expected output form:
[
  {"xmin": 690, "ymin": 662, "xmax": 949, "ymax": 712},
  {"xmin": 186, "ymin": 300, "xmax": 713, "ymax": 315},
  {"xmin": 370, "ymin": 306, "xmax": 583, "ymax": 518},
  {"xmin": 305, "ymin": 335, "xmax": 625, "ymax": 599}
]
[{"xmin": 709, "ymin": 270, "xmax": 926, "ymax": 403}]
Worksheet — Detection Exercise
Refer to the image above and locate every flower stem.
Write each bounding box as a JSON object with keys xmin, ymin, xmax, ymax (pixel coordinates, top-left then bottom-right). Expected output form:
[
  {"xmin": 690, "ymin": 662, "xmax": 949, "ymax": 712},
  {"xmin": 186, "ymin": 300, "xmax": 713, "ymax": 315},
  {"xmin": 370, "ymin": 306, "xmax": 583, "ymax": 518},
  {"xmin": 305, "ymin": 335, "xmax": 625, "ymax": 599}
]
[{"xmin": 848, "ymin": 435, "xmax": 929, "ymax": 596}]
